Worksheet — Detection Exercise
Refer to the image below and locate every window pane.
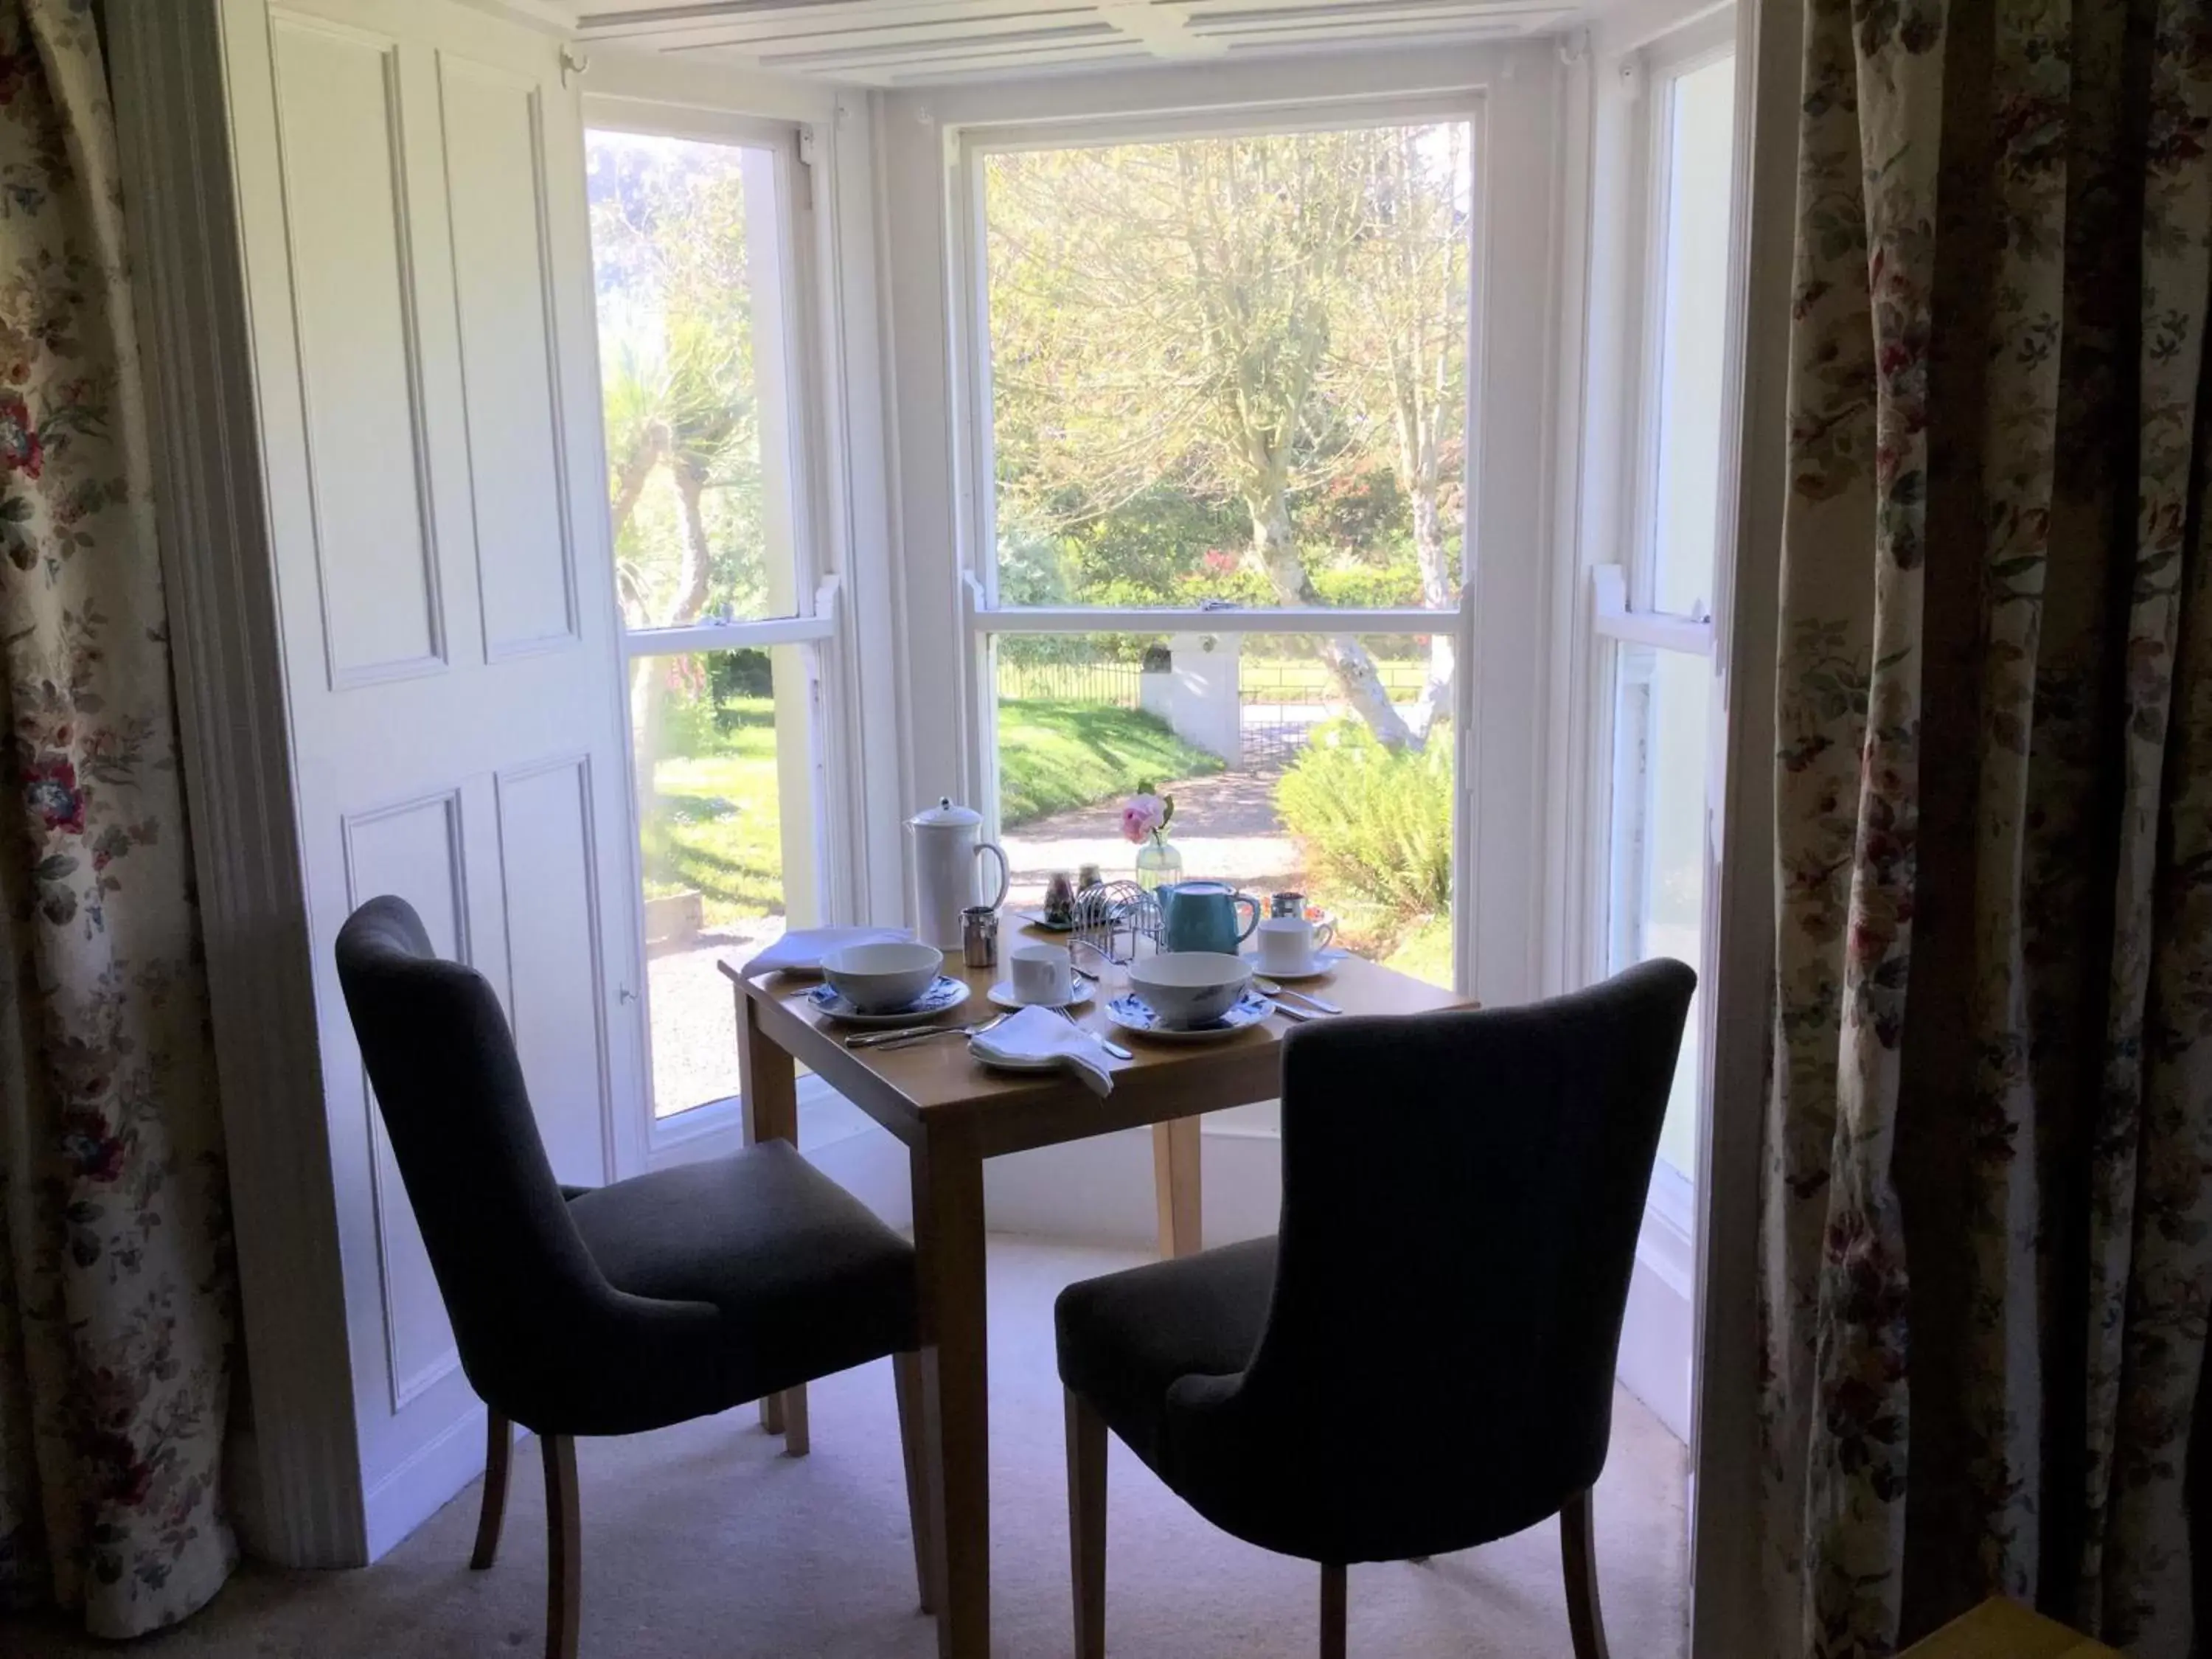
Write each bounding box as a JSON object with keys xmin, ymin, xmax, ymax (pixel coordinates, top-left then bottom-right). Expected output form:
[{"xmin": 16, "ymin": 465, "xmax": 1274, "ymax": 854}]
[
  {"xmin": 995, "ymin": 631, "xmax": 1454, "ymax": 989},
  {"xmin": 636, "ymin": 647, "xmax": 819, "ymax": 1117},
  {"xmin": 1607, "ymin": 646, "xmax": 1711, "ymax": 1177},
  {"xmin": 588, "ymin": 130, "xmax": 799, "ymax": 627},
  {"xmin": 981, "ymin": 125, "xmax": 1472, "ymax": 614},
  {"xmin": 1649, "ymin": 55, "xmax": 1736, "ymax": 619}
]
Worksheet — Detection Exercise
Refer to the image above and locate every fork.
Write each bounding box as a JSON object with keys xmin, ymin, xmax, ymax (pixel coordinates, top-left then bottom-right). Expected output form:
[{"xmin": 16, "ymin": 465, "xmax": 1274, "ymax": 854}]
[{"xmin": 847, "ymin": 1012, "xmax": 1009, "ymax": 1051}]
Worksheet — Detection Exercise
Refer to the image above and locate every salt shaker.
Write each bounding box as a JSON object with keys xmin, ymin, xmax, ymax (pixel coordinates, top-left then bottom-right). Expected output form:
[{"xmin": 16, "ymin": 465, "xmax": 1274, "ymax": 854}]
[{"xmin": 961, "ymin": 905, "xmax": 999, "ymax": 970}]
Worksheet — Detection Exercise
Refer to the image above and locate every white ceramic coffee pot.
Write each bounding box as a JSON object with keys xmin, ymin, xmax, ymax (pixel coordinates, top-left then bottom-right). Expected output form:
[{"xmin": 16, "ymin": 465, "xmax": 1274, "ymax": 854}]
[{"xmin": 907, "ymin": 796, "xmax": 1010, "ymax": 950}]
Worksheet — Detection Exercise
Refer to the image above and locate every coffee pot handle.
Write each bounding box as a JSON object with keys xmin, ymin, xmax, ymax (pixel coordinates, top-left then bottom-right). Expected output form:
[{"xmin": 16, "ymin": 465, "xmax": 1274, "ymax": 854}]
[
  {"xmin": 975, "ymin": 841, "xmax": 1011, "ymax": 911},
  {"xmin": 1234, "ymin": 894, "xmax": 1262, "ymax": 943}
]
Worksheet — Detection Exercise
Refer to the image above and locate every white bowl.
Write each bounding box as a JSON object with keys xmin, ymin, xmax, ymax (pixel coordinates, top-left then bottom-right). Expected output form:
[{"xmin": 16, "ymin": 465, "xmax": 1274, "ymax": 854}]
[
  {"xmin": 1127, "ymin": 952, "xmax": 1252, "ymax": 1029},
  {"xmin": 821, "ymin": 941, "xmax": 945, "ymax": 1014}
]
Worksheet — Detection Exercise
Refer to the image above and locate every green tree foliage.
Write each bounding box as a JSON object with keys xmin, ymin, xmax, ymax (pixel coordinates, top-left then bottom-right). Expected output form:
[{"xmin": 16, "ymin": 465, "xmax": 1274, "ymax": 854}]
[
  {"xmin": 588, "ymin": 133, "xmax": 765, "ymax": 632},
  {"xmin": 984, "ymin": 124, "xmax": 1470, "ymax": 748}
]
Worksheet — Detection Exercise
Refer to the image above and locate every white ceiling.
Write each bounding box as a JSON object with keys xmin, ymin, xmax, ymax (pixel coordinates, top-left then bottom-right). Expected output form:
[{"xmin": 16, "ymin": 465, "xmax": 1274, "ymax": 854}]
[{"xmin": 568, "ymin": 0, "xmax": 1578, "ymax": 87}]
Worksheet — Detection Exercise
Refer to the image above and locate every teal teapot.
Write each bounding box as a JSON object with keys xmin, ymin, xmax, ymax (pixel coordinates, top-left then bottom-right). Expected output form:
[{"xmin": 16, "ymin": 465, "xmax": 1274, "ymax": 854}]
[{"xmin": 1156, "ymin": 880, "xmax": 1262, "ymax": 956}]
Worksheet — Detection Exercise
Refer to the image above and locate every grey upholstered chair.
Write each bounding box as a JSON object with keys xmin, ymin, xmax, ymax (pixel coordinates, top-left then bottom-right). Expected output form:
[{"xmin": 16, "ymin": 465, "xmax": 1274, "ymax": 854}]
[
  {"xmin": 335, "ymin": 896, "xmax": 932, "ymax": 1659},
  {"xmin": 1054, "ymin": 959, "xmax": 1696, "ymax": 1659}
]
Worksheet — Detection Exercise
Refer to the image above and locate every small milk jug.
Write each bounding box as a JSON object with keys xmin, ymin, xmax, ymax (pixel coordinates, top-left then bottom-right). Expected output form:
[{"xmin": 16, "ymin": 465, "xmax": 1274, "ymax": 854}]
[{"xmin": 908, "ymin": 797, "xmax": 1010, "ymax": 950}]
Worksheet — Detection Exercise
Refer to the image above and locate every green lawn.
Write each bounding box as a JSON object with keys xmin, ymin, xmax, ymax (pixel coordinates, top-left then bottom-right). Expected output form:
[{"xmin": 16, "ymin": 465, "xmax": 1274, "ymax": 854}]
[
  {"xmin": 642, "ymin": 695, "xmax": 1222, "ymax": 924},
  {"xmin": 641, "ymin": 698, "xmax": 787, "ymax": 927},
  {"xmin": 1379, "ymin": 913, "xmax": 1453, "ymax": 987},
  {"xmin": 995, "ymin": 700, "xmax": 1223, "ymax": 827}
]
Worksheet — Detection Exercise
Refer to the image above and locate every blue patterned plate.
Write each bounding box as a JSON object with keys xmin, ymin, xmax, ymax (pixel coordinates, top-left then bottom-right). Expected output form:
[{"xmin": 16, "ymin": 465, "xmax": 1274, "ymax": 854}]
[
  {"xmin": 804, "ymin": 975, "xmax": 970, "ymax": 1029},
  {"xmin": 1105, "ymin": 989, "xmax": 1275, "ymax": 1043}
]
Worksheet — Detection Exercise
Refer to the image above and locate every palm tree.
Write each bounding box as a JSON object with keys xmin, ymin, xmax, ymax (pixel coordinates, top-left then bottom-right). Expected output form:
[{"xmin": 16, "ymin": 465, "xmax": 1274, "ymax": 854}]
[
  {"xmin": 602, "ymin": 313, "xmax": 752, "ymax": 631},
  {"xmin": 601, "ymin": 311, "xmax": 755, "ymax": 808}
]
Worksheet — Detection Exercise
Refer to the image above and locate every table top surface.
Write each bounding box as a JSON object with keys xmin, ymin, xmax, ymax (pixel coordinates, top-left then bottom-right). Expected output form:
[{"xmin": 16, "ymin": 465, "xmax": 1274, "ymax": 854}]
[
  {"xmin": 1898, "ymin": 1598, "xmax": 2118, "ymax": 1658},
  {"xmin": 725, "ymin": 931, "xmax": 1470, "ymax": 1124}
]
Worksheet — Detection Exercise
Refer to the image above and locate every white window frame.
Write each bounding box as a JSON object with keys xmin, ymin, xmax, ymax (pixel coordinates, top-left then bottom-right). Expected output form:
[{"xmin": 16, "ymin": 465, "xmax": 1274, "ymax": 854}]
[
  {"xmin": 582, "ymin": 97, "xmax": 858, "ymax": 1160},
  {"xmin": 1579, "ymin": 12, "xmax": 1739, "ymax": 1444},
  {"xmin": 1594, "ymin": 13, "xmax": 1733, "ymax": 652},
  {"xmin": 1589, "ymin": 15, "xmax": 1734, "ymax": 981},
  {"xmin": 946, "ymin": 95, "xmax": 1487, "ymax": 993}
]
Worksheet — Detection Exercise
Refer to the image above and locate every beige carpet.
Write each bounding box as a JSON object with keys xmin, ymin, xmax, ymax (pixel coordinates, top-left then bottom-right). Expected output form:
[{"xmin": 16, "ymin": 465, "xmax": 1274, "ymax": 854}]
[{"xmin": 10, "ymin": 1238, "xmax": 1687, "ymax": 1657}]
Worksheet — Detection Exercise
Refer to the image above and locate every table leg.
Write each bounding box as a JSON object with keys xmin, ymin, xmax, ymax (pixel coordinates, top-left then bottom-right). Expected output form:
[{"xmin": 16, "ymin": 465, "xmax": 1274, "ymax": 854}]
[
  {"xmin": 1152, "ymin": 1117, "xmax": 1203, "ymax": 1258},
  {"xmin": 913, "ymin": 1120, "xmax": 990, "ymax": 1659},
  {"xmin": 736, "ymin": 982, "xmax": 802, "ymax": 1441}
]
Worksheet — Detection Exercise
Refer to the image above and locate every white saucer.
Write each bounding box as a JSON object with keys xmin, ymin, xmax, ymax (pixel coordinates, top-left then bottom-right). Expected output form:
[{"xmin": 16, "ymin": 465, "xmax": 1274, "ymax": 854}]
[
  {"xmin": 986, "ymin": 979, "xmax": 1097, "ymax": 1012},
  {"xmin": 969, "ymin": 1043, "xmax": 1067, "ymax": 1074},
  {"xmin": 803, "ymin": 976, "xmax": 970, "ymax": 1028},
  {"xmin": 1106, "ymin": 990, "xmax": 1274, "ymax": 1043},
  {"xmin": 1241, "ymin": 947, "xmax": 1346, "ymax": 982}
]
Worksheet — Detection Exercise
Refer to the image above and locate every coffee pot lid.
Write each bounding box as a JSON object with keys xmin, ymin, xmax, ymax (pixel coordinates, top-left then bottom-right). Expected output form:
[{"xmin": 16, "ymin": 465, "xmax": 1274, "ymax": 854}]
[{"xmin": 910, "ymin": 795, "xmax": 982, "ymax": 829}]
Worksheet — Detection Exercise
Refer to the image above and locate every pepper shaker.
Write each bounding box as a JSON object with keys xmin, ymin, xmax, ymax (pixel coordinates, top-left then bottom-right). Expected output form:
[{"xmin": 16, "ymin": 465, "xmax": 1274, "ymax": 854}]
[{"xmin": 961, "ymin": 905, "xmax": 1000, "ymax": 970}]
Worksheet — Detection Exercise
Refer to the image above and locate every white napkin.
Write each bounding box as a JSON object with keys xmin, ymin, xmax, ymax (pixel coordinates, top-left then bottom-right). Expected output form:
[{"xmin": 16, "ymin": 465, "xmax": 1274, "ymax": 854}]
[
  {"xmin": 970, "ymin": 1005, "xmax": 1116, "ymax": 1097},
  {"xmin": 741, "ymin": 925, "xmax": 913, "ymax": 978}
]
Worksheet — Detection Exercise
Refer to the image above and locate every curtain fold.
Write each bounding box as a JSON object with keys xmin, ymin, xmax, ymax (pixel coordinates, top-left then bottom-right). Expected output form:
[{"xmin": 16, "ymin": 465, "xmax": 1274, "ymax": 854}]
[
  {"xmin": 0, "ymin": 0, "xmax": 237, "ymax": 1638},
  {"xmin": 1761, "ymin": 0, "xmax": 2212, "ymax": 1654}
]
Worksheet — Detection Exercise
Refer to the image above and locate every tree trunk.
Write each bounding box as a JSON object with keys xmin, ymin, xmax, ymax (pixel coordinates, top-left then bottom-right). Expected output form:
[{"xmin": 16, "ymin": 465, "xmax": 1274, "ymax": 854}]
[
  {"xmin": 1404, "ymin": 426, "xmax": 1455, "ymax": 741},
  {"xmin": 608, "ymin": 428, "xmax": 663, "ymax": 552},
  {"xmin": 1245, "ymin": 487, "xmax": 1415, "ymax": 751},
  {"xmin": 664, "ymin": 459, "xmax": 716, "ymax": 628},
  {"xmin": 631, "ymin": 462, "xmax": 719, "ymax": 826}
]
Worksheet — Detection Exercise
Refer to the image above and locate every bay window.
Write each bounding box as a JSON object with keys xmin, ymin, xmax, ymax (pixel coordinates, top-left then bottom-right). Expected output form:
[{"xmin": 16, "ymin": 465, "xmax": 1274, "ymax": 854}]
[{"xmin": 960, "ymin": 109, "xmax": 1478, "ymax": 992}]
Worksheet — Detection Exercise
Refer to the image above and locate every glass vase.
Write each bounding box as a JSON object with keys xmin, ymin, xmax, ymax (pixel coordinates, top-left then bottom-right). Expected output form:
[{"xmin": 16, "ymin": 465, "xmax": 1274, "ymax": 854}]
[{"xmin": 1134, "ymin": 837, "xmax": 1182, "ymax": 893}]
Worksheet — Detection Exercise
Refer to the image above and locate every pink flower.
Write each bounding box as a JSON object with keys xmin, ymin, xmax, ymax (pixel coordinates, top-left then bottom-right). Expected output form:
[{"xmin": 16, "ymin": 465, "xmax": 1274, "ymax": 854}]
[
  {"xmin": 25, "ymin": 751, "xmax": 84, "ymax": 834},
  {"xmin": 1121, "ymin": 793, "xmax": 1166, "ymax": 845},
  {"xmin": 0, "ymin": 392, "xmax": 44, "ymax": 480}
]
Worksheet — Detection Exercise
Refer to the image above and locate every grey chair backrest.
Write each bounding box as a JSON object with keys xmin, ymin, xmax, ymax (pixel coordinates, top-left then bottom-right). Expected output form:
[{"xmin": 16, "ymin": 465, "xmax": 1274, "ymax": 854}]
[
  {"xmin": 1172, "ymin": 959, "xmax": 1697, "ymax": 1558},
  {"xmin": 334, "ymin": 895, "xmax": 614, "ymax": 1418}
]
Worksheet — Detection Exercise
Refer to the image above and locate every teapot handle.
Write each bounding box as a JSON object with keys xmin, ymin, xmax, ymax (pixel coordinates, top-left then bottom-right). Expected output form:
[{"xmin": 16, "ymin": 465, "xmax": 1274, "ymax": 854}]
[
  {"xmin": 975, "ymin": 841, "xmax": 1011, "ymax": 911},
  {"xmin": 1233, "ymin": 894, "xmax": 1262, "ymax": 943}
]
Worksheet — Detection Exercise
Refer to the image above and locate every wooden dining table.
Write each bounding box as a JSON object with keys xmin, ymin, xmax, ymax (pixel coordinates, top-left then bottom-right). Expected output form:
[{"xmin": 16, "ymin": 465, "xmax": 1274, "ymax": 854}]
[{"xmin": 721, "ymin": 935, "xmax": 1467, "ymax": 1659}]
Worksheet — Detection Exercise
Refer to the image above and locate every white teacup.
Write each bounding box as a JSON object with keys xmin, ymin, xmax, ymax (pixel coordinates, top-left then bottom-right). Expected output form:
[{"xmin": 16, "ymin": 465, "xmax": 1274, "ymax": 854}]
[
  {"xmin": 1009, "ymin": 942, "xmax": 1074, "ymax": 1005},
  {"xmin": 1255, "ymin": 916, "xmax": 1335, "ymax": 974}
]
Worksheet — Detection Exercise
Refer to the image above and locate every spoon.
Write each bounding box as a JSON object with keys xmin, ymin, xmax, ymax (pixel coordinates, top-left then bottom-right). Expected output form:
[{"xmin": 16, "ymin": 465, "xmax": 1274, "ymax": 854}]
[
  {"xmin": 1056, "ymin": 1005, "xmax": 1133, "ymax": 1060},
  {"xmin": 1252, "ymin": 978, "xmax": 1343, "ymax": 1015}
]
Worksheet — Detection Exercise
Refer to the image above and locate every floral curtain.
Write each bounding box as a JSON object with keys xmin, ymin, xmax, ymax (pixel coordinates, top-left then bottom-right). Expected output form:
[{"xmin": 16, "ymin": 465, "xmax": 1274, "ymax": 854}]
[
  {"xmin": 0, "ymin": 0, "xmax": 237, "ymax": 1638},
  {"xmin": 1760, "ymin": 0, "xmax": 2212, "ymax": 1653}
]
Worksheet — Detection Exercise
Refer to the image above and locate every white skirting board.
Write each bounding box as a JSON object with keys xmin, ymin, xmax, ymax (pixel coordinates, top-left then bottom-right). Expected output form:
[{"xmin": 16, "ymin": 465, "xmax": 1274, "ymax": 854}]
[
  {"xmin": 1614, "ymin": 1165, "xmax": 1696, "ymax": 1442},
  {"xmin": 363, "ymin": 1400, "xmax": 498, "ymax": 1562}
]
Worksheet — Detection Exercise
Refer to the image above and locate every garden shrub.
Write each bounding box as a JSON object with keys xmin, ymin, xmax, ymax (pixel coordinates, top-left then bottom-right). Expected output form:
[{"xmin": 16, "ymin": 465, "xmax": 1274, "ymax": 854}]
[
  {"xmin": 1275, "ymin": 717, "xmax": 1452, "ymax": 919},
  {"xmin": 1308, "ymin": 564, "xmax": 1426, "ymax": 610}
]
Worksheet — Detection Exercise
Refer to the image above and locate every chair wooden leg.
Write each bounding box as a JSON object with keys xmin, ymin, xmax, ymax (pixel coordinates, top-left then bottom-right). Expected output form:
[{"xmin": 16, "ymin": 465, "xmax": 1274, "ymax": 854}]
[
  {"xmin": 470, "ymin": 1411, "xmax": 512, "ymax": 1570},
  {"xmin": 1065, "ymin": 1390, "xmax": 1107, "ymax": 1659},
  {"xmin": 894, "ymin": 1351, "xmax": 938, "ymax": 1614},
  {"xmin": 1562, "ymin": 1488, "xmax": 1610, "ymax": 1659},
  {"xmin": 760, "ymin": 1391, "xmax": 785, "ymax": 1436},
  {"xmin": 543, "ymin": 1434, "xmax": 580, "ymax": 1659},
  {"xmin": 780, "ymin": 1385, "xmax": 810, "ymax": 1456},
  {"xmin": 1319, "ymin": 1562, "xmax": 1346, "ymax": 1659}
]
